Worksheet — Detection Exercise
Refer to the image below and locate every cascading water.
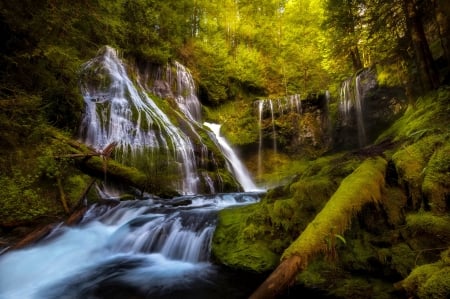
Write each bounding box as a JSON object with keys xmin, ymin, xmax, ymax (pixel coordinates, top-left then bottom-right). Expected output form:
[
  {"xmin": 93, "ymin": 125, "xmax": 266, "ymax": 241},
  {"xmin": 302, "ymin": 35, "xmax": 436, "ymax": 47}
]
[
  {"xmin": 173, "ymin": 61, "xmax": 202, "ymax": 123},
  {"xmin": 0, "ymin": 193, "xmax": 261, "ymax": 299},
  {"xmin": 269, "ymin": 100, "xmax": 277, "ymax": 155},
  {"xmin": 79, "ymin": 46, "xmax": 201, "ymax": 194},
  {"xmin": 339, "ymin": 69, "xmax": 376, "ymax": 147},
  {"xmin": 204, "ymin": 123, "xmax": 260, "ymax": 192},
  {"xmin": 258, "ymin": 100, "xmax": 264, "ymax": 179},
  {"xmin": 255, "ymin": 95, "xmax": 302, "ymax": 176}
]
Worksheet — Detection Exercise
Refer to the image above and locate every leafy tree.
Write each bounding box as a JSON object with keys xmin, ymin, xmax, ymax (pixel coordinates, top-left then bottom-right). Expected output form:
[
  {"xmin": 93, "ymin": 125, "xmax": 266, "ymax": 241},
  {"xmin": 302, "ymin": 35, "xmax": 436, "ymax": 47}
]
[{"xmin": 323, "ymin": 0, "xmax": 365, "ymax": 72}]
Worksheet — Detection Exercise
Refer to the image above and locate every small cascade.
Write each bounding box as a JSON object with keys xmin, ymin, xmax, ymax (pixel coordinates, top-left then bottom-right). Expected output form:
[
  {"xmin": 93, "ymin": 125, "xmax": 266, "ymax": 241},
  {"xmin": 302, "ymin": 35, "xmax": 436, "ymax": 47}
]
[
  {"xmin": 354, "ymin": 74, "xmax": 366, "ymax": 146},
  {"xmin": 0, "ymin": 193, "xmax": 260, "ymax": 299},
  {"xmin": 79, "ymin": 46, "xmax": 200, "ymax": 194},
  {"xmin": 254, "ymin": 94, "xmax": 303, "ymax": 175},
  {"xmin": 269, "ymin": 100, "xmax": 277, "ymax": 154},
  {"xmin": 204, "ymin": 123, "xmax": 260, "ymax": 192},
  {"xmin": 258, "ymin": 100, "xmax": 264, "ymax": 178},
  {"xmin": 173, "ymin": 61, "xmax": 202, "ymax": 122},
  {"xmin": 339, "ymin": 69, "xmax": 376, "ymax": 147}
]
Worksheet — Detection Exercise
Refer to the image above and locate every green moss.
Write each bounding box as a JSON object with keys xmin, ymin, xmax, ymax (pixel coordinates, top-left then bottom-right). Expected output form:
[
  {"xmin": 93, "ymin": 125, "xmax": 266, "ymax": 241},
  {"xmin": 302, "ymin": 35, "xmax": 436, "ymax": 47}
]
[
  {"xmin": 212, "ymin": 153, "xmax": 367, "ymax": 272},
  {"xmin": 331, "ymin": 277, "xmax": 396, "ymax": 299},
  {"xmin": 372, "ymin": 187, "xmax": 406, "ymax": 229},
  {"xmin": 400, "ymin": 253, "xmax": 450, "ymax": 299},
  {"xmin": 406, "ymin": 212, "xmax": 450, "ymax": 242},
  {"xmin": 0, "ymin": 167, "xmax": 54, "ymax": 226},
  {"xmin": 417, "ymin": 267, "xmax": 450, "ymax": 299},
  {"xmin": 65, "ymin": 174, "xmax": 94, "ymax": 206},
  {"xmin": 297, "ymin": 261, "xmax": 328, "ymax": 287},
  {"xmin": 212, "ymin": 204, "xmax": 279, "ymax": 272},
  {"xmin": 378, "ymin": 243, "xmax": 418, "ymax": 277},
  {"xmin": 282, "ymin": 157, "xmax": 387, "ymax": 265},
  {"xmin": 86, "ymin": 156, "xmax": 147, "ymax": 188},
  {"xmin": 392, "ymin": 135, "xmax": 445, "ymax": 210},
  {"xmin": 422, "ymin": 142, "xmax": 450, "ymax": 213},
  {"xmin": 377, "ymin": 86, "xmax": 450, "ymax": 143},
  {"xmin": 290, "ymin": 177, "xmax": 336, "ymax": 208},
  {"xmin": 204, "ymin": 100, "xmax": 259, "ymax": 146}
]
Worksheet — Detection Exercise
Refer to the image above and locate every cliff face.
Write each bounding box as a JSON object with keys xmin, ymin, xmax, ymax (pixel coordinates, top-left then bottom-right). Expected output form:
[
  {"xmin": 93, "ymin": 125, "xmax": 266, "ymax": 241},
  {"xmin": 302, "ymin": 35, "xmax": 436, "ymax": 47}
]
[
  {"xmin": 241, "ymin": 69, "xmax": 407, "ymax": 165},
  {"xmin": 255, "ymin": 93, "xmax": 331, "ymax": 157},
  {"xmin": 332, "ymin": 69, "xmax": 407, "ymax": 151}
]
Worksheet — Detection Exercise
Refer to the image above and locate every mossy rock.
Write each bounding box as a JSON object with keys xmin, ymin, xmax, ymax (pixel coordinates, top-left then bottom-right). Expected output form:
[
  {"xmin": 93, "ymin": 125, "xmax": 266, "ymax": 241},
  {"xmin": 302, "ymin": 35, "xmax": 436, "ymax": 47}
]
[
  {"xmin": 392, "ymin": 134, "xmax": 446, "ymax": 210},
  {"xmin": 331, "ymin": 277, "xmax": 397, "ymax": 299},
  {"xmin": 400, "ymin": 253, "xmax": 450, "ymax": 299},
  {"xmin": 405, "ymin": 212, "xmax": 450, "ymax": 245},
  {"xmin": 212, "ymin": 204, "xmax": 279, "ymax": 272},
  {"xmin": 422, "ymin": 142, "xmax": 450, "ymax": 213},
  {"xmin": 377, "ymin": 86, "xmax": 450, "ymax": 143}
]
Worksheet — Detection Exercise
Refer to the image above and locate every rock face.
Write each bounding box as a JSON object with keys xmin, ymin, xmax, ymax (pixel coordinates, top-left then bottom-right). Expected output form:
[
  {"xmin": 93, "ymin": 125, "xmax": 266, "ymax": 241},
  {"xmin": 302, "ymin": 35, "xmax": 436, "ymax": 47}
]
[
  {"xmin": 254, "ymin": 69, "xmax": 406, "ymax": 158},
  {"xmin": 255, "ymin": 93, "xmax": 331, "ymax": 158},
  {"xmin": 333, "ymin": 68, "xmax": 407, "ymax": 150}
]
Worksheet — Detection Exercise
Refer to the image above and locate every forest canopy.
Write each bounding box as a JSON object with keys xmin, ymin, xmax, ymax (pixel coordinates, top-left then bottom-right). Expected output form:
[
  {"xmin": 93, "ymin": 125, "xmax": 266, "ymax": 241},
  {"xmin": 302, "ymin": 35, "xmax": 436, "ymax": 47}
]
[{"xmin": 0, "ymin": 0, "xmax": 448, "ymax": 127}]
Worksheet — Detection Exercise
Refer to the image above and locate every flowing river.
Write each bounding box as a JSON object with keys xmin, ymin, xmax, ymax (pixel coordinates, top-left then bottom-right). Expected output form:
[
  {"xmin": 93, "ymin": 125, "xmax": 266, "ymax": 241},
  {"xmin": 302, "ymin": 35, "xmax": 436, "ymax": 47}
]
[{"xmin": 0, "ymin": 192, "xmax": 264, "ymax": 299}]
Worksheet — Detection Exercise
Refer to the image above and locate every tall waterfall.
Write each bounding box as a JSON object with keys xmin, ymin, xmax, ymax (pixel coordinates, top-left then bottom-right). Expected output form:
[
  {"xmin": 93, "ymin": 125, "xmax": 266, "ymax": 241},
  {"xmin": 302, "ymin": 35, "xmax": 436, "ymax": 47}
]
[
  {"xmin": 79, "ymin": 46, "xmax": 201, "ymax": 194},
  {"xmin": 204, "ymin": 123, "xmax": 260, "ymax": 192},
  {"xmin": 0, "ymin": 193, "xmax": 260, "ymax": 299},
  {"xmin": 339, "ymin": 69, "xmax": 376, "ymax": 147}
]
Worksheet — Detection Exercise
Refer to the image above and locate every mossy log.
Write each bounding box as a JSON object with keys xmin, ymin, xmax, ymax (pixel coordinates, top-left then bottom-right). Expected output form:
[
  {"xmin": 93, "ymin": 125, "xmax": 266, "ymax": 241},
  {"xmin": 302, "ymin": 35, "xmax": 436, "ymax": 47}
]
[
  {"xmin": 49, "ymin": 130, "xmax": 148, "ymax": 191},
  {"xmin": 250, "ymin": 157, "xmax": 387, "ymax": 299}
]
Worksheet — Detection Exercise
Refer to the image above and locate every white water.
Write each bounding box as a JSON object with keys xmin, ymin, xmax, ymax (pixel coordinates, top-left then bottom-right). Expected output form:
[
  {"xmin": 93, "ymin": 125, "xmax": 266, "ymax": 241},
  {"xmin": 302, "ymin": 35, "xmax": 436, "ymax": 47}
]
[
  {"xmin": 173, "ymin": 61, "xmax": 202, "ymax": 122},
  {"xmin": 255, "ymin": 95, "xmax": 302, "ymax": 176},
  {"xmin": 204, "ymin": 123, "xmax": 260, "ymax": 192},
  {"xmin": 339, "ymin": 70, "xmax": 375, "ymax": 147},
  {"xmin": 258, "ymin": 100, "xmax": 264, "ymax": 178},
  {"xmin": 79, "ymin": 46, "xmax": 200, "ymax": 194},
  {"xmin": 0, "ymin": 193, "xmax": 260, "ymax": 299}
]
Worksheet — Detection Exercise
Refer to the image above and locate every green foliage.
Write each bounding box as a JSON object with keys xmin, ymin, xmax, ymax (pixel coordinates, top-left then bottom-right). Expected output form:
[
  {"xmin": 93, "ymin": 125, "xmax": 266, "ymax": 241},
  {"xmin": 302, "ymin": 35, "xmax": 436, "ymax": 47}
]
[
  {"xmin": 0, "ymin": 167, "xmax": 49, "ymax": 225},
  {"xmin": 0, "ymin": 95, "xmax": 44, "ymax": 150},
  {"xmin": 205, "ymin": 100, "xmax": 259, "ymax": 145}
]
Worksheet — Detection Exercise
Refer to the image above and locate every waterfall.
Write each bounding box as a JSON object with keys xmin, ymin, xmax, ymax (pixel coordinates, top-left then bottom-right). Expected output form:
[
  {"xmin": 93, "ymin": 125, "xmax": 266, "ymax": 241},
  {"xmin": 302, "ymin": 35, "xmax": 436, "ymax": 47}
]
[
  {"xmin": 269, "ymin": 100, "xmax": 277, "ymax": 155},
  {"xmin": 173, "ymin": 61, "xmax": 202, "ymax": 122},
  {"xmin": 79, "ymin": 46, "xmax": 200, "ymax": 194},
  {"xmin": 0, "ymin": 193, "xmax": 260, "ymax": 299},
  {"xmin": 204, "ymin": 123, "xmax": 260, "ymax": 192},
  {"xmin": 254, "ymin": 95, "xmax": 302, "ymax": 175},
  {"xmin": 339, "ymin": 69, "xmax": 375, "ymax": 147},
  {"xmin": 354, "ymin": 74, "xmax": 366, "ymax": 146},
  {"xmin": 258, "ymin": 100, "xmax": 264, "ymax": 178}
]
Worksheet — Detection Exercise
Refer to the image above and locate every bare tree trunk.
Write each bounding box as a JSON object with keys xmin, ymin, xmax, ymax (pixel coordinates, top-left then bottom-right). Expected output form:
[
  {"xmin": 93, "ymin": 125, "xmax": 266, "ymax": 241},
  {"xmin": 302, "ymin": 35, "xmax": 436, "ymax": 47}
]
[
  {"xmin": 432, "ymin": 0, "xmax": 450, "ymax": 64},
  {"xmin": 249, "ymin": 255, "xmax": 303, "ymax": 299},
  {"xmin": 403, "ymin": 0, "xmax": 440, "ymax": 92},
  {"xmin": 57, "ymin": 177, "xmax": 70, "ymax": 214},
  {"xmin": 350, "ymin": 46, "xmax": 364, "ymax": 71}
]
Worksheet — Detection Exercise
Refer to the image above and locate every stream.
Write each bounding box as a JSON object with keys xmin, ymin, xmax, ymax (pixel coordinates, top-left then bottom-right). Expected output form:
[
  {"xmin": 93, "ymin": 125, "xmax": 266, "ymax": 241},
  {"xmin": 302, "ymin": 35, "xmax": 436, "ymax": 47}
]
[{"xmin": 0, "ymin": 193, "xmax": 266, "ymax": 299}]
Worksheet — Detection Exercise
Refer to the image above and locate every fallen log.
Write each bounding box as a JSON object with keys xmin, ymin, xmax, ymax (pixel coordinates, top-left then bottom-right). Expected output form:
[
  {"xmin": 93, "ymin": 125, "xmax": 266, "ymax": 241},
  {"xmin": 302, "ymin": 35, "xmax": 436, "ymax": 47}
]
[
  {"xmin": 6, "ymin": 176, "xmax": 99, "ymax": 253},
  {"xmin": 250, "ymin": 157, "xmax": 388, "ymax": 299},
  {"xmin": 49, "ymin": 130, "xmax": 147, "ymax": 191},
  {"xmin": 9, "ymin": 223, "xmax": 55, "ymax": 251}
]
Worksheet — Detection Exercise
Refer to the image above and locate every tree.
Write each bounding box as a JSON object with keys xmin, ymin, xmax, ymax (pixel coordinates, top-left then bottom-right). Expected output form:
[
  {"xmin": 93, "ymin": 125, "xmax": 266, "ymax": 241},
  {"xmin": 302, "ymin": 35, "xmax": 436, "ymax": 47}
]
[
  {"xmin": 323, "ymin": 0, "xmax": 365, "ymax": 72},
  {"xmin": 402, "ymin": 0, "xmax": 440, "ymax": 91}
]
